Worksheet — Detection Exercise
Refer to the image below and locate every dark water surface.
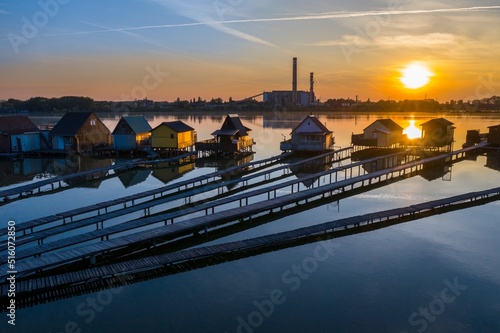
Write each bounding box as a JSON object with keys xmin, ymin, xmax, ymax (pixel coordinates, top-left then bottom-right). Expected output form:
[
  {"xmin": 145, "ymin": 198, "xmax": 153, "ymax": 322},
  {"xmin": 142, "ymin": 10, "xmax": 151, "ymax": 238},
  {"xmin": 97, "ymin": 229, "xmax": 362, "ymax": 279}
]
[{"xmin": 2, "ymin": 112, "xmax": 500, "ymax": 333}]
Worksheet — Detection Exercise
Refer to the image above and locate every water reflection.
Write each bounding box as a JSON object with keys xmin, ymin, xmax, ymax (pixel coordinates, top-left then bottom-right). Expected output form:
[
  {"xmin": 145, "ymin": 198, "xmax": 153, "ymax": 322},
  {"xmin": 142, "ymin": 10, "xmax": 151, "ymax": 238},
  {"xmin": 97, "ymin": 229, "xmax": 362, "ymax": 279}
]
[
  {"xmin": 117, "ymin": 169, "xmax": 152, "ymax": 188},
  {"xmin": 152, "ymin": 163, "xmax": 195, "ymax": 184},
  {"xmin": 485, "ymin": 150, "xmax": 500, "ymax": 171}
]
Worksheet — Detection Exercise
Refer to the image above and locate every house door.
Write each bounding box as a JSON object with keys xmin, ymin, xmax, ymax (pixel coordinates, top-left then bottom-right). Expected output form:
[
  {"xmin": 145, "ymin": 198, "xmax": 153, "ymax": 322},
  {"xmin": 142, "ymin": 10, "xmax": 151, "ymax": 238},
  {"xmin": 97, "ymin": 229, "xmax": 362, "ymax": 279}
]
[{"xmin": 16, "ymin": 137, "xmax": 22, "ymax": 152}]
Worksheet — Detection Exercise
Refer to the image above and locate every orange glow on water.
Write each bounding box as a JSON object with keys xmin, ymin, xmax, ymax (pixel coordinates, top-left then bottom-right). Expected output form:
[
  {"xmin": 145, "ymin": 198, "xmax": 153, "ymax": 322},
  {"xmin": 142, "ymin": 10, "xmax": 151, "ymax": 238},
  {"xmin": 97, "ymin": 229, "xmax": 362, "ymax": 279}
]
[{"xmin": 403, "ymin": 120, "xmax": 422, "ymax": 139}]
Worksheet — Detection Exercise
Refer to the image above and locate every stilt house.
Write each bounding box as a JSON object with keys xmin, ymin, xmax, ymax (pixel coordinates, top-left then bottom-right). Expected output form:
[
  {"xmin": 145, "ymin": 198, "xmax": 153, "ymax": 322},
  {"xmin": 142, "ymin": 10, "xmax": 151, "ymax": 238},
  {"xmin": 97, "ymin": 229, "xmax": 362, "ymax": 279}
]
[
  {"xmin": 151, "ymin": 121, "xmax": 197, "ymax": 150},
  {"xmin": 50, "ymin": 112, "xmax": 112, "ymax": 153},
  {"xmin": 113, "ymin": 116, "xmax": 152, "ymax": 150},
  {"xmin": 0, "ymin": 116, "xmax": 43, "ymax": 153}
]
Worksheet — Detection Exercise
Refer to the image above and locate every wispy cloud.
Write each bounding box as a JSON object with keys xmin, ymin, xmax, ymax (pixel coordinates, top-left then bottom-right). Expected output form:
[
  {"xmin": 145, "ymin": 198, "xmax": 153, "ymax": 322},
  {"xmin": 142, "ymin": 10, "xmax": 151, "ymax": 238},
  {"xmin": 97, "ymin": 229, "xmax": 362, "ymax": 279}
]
[
  {"xmin": 314, "ymin": 33, "xmax": 460, "ymax": 48},
  {"xmin": 150, "ymin": 0, "xmax": 276, "ymax": 47},
  {"xmin": 1, "ymin": 5, "xmax": 499, "ymax": 42},
  {"xmin": 0, "ymin": 9, "xmax": 8, "ymax": 14}
]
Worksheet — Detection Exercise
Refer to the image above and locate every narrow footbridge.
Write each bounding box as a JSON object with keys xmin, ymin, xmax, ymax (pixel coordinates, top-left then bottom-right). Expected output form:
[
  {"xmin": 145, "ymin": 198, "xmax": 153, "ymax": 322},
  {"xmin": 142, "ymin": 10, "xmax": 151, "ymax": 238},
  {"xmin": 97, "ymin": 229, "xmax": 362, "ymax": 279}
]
[
  {"xmin": 0, "ymin": 144, "xmax": 485, "ymax": 280},
  {"xmin": 2, "ymin": 185, "xmax": 499, "ymax": 311}
]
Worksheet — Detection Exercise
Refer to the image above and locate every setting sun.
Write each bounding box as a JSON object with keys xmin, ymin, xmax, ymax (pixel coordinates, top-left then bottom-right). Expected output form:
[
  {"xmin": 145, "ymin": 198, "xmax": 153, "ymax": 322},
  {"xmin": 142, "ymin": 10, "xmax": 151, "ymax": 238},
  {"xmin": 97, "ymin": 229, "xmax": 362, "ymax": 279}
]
[{"xmin": 400, "ymin": 64, "xmax": 433, "ymax": 89}]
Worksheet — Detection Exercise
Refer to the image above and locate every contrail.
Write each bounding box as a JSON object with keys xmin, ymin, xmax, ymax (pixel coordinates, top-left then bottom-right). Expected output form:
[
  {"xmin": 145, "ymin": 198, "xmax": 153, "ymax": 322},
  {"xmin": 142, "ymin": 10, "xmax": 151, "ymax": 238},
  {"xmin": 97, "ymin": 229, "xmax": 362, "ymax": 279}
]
[{"xmin": 2, "ymin": 6, "xmax": 499, "ymax": 42}]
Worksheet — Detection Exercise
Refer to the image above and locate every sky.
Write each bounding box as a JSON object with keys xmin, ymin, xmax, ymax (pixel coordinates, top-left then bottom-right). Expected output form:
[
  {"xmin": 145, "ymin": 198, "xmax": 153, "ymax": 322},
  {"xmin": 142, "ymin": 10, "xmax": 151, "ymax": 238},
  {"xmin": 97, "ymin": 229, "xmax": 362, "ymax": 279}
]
[{"xmin": 1, "ymin": 0, "xmax": 500, "ymax": 102}]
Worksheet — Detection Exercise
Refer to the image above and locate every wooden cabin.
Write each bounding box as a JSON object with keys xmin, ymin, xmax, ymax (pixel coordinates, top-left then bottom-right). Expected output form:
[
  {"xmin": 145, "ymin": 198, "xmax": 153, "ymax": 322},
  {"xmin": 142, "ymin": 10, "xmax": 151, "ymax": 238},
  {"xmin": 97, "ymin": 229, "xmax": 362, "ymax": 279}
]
[
  {"xmin": 351, "ymin": 119, "xmax": 404, "ymax": 148},
  {"xmin": 281, "ymin": 115, "xmax": 334, "ymax": 152},
  {"xmin": 151, "ymin": 121, "xmax": 196, "ymax": 150},
  {"xmin": 50, "ymin": 112, "xmax": 112, "ymax": 153},
  {"xmin": 420, "ymin": 118, "xmax": 455, "ymax": 147},
  {"xmin": 0, "ymin": 116, "xmax": 43, "ymax": 153},
  {"xmin": 212, "ymin": 114, "xmax": 253, "ymax": 153},
  {"xmin": 488, "ymin": 124, "xmax": 500, "ymax": 146},
  {"xmin": 113, "ymin": 116, "xmax": 152, "ymax": 151}
]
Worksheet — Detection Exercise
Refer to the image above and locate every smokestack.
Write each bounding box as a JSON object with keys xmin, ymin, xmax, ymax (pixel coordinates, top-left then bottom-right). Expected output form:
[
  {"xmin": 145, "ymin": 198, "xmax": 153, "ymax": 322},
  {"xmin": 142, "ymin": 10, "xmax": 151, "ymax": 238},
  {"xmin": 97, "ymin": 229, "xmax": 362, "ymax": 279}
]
[
  {"xmin": 309, "ymin": 72, "xmax": 315, "ymax": 104},
  {"xmin": 292, "ymin": 57, "xmax": 297, "ymax": 105}
]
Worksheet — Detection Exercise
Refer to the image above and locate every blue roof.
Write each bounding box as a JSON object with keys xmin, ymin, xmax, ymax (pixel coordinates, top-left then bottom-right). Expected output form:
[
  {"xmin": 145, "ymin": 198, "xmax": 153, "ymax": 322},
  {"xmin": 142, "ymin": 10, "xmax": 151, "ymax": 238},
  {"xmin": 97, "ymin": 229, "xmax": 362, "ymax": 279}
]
[{"xmin": 121, "ymin": 116, "xmax": 152, "ymax": 134}]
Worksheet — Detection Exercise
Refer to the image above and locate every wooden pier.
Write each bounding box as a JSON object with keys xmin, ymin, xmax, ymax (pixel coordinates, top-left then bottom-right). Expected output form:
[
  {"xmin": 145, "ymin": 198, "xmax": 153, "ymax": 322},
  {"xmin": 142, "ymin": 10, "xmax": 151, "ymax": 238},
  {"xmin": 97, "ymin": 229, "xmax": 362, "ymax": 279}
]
[
  {"xmin": 2, "ymin": 185, "xmax": 499, "ymax": 311},
  {"xmin": 0, "ymin": 144, "xmax": 486, "ymax": 280},
  {"xmin": 0, "ymin": 149, "xmax": 348, "ymax": 252}
]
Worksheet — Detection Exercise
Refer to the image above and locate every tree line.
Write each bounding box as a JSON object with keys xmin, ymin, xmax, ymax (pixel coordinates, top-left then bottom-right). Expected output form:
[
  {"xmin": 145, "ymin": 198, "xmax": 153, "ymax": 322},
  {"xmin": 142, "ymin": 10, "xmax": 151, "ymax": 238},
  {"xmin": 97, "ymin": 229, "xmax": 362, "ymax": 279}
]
[{"xmin": 1, "ymin": 95, "xmax": 500, "ymax": 113}]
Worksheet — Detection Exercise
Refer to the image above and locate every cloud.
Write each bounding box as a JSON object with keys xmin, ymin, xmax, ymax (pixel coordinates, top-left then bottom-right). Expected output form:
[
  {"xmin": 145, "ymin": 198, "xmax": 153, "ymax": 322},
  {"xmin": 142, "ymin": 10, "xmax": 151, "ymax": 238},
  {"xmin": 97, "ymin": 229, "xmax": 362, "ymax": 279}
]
[
  {"xmin": 313, "ymin": 33, "xmax": 460, "ymax": 48},
  {"xmin": 150, "ymin": 0, "xmax": 276, "ymax": 47},
  {"xmin": 1, "ymin": 5, "xmax": 498, "ymax": 43}
]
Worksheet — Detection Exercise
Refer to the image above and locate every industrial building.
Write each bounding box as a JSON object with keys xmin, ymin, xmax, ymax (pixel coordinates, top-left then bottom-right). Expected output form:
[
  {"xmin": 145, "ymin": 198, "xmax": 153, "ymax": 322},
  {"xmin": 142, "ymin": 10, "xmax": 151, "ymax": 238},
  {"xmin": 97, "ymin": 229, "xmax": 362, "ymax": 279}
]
[{"xmin": 263, "ymin": 57, "xmax": 317, "ymax": 106}]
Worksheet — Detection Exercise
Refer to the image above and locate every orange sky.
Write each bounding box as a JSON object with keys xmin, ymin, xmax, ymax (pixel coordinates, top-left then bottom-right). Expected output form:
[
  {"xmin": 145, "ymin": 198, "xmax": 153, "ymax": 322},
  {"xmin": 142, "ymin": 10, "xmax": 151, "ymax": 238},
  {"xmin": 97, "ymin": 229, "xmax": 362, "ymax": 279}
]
[{"xmin": 1, "ymin": 1, "xmax": 500, "ymax": 102}]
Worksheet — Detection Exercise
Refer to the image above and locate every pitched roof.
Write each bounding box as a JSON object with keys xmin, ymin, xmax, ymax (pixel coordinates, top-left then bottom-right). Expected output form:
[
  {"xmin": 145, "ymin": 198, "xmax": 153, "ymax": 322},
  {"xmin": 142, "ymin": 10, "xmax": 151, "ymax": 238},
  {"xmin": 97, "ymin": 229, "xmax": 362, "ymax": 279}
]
[
  {"xmin": 293, "ymin": 115, "xmax": 332, "ymax": 134},
  {"xmin": 420, "ymin": 118, "xmax": 454, "ymax": 127},
  {"xmin": 157, "ymin": 121, "xmax": 194, "ymax": 133},
  {"xmin": 116, "ymin": 116, "xmax": 152, "ymax": 134},
  {"xmin": 0, "ymin": 116, "xmax": 39, "ymax": 134},
  {"xmin": 488, "ymin": 124, "xmax": 500, "ymax": 129},
  {"xmin": 219, "ymin": 114, "xmax": 251, "ymax": 136},
  {"xmin": 50, "ymin": 112, "xmax": 94, "ymax": 136},
  {"xmin": 372, "ymin": 119, "xmax": 404, "ymax": 132}
]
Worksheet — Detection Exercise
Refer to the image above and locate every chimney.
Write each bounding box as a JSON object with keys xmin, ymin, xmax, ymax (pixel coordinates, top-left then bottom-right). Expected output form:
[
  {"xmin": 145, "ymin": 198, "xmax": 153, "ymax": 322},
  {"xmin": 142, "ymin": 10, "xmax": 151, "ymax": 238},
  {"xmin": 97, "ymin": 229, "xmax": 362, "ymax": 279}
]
[
  {"xmin": 292, "ymin": 57, "xmax": 298, "ymax": 105},
  {"xmin": 309, "ymin": 72, "xmax": 315, "ymax": 104}
]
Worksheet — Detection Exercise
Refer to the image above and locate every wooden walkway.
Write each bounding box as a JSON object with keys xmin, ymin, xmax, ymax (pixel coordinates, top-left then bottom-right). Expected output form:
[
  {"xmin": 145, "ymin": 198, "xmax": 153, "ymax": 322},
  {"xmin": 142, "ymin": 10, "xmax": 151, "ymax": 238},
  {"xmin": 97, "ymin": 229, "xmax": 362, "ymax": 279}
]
[
  {"xmin": 0, "ymin": 149, "xmax": 353, "ymax": 263},
  {"xmin": 0, "ymin": 149, "xmax": 342, "ymax": 247},
  {"xmin": 0, "ymin": 144, "xmax": 484, "ymax": 280},
  {"xmin": 2, "ymin": 186, "xmax": 499, "ymax": 308}
]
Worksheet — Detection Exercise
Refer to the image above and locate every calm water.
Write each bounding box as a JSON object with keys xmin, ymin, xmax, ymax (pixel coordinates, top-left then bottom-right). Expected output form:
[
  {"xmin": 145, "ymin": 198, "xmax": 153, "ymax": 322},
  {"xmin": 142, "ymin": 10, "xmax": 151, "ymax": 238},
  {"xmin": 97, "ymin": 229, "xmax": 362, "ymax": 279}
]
[{"xmin": 2, "ymin": 112, "xmax": 500, "ymax": 333}]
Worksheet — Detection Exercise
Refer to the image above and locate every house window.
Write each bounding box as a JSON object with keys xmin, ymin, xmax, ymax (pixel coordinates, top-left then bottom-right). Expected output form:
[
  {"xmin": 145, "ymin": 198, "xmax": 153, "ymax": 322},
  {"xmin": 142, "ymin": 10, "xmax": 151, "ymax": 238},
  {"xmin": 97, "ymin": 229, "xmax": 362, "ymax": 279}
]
[
  {"xmin": 308, "ymin": 121, "xmax": 311, "ymax": 126},
  {"xmin": 170, "ymin": 134, "xmax": 174, "ymax": 139},
  {"xmin": 90, "ymin": 119, "xmax": 96, "ymax": 126}
]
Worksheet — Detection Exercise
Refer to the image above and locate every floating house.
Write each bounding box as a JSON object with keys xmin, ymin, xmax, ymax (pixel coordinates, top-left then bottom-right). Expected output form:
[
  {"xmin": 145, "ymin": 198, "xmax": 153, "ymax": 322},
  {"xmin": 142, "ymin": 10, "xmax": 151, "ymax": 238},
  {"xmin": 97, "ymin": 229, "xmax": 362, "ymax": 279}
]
[
  {"xmin": 351, "ymin": 119, "xmax": 404, "ymax": 148},
  {"xmin": 212, "ymin": 114, "xmax": 253, "ymax": 153},
  {"xmin": 112, "ymin": 116, "xmax": 152, "ymax": 151},
  {"xmin": 420, "ymin": 118, "xmax": 455, "ymax": 148},
  {"xmin": 488, "ymin": 124, "xmax": 500, "ymax": 146},
  {"xmin": 280, "ymin": 115, "xmax": 334, "ymax": 152},
  {"xmin": 151, "ymin": 121, "xmax": 197, "ymax": 150},
  {"xmin": 50, "ymin": 112, "xmax": 112, "ymax": 153},
  {"xmin": 0, "ymin": 116, "xmax": 43, "ymax": 153},
  {"xmin": 196, "ymin": 114, "xmax": 253, "ymax": 156}
]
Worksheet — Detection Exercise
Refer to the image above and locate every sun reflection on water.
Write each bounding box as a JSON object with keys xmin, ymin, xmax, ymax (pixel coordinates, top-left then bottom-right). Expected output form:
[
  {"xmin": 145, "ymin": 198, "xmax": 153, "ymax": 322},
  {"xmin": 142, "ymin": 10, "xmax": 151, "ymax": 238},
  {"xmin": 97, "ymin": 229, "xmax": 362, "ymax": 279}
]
[{"xmin": 403, "ymin": 120, "xmax": 422, "ymax": 139}]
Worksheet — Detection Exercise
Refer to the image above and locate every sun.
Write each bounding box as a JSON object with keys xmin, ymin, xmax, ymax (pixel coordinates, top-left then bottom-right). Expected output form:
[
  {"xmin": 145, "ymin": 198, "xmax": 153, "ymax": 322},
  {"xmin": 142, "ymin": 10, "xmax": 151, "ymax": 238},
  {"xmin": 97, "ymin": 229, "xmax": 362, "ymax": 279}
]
[{"xmin": 400, "ymin": 63, "xmax": 433, "ymax": 89}]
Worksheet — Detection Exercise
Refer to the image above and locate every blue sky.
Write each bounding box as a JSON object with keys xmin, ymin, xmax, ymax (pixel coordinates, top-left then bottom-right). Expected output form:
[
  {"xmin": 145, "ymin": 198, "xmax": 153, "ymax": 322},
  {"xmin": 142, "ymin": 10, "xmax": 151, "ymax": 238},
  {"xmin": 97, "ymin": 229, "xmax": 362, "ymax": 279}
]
[{"xmin": 1, "ymin": 0, "xmax": 500, "ymax": 101}]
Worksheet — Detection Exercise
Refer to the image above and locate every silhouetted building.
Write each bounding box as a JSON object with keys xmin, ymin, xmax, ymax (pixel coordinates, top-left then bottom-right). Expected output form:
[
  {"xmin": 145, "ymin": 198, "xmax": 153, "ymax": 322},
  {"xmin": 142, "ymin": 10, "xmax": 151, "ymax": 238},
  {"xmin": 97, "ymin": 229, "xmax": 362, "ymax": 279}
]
[
  {"xmin": 488, "ymin": 124, "xmax": 500, "ymax": 146},
  {"xmin": 420, "ymin": 118, "xmax": 455, "ymax": 147}
]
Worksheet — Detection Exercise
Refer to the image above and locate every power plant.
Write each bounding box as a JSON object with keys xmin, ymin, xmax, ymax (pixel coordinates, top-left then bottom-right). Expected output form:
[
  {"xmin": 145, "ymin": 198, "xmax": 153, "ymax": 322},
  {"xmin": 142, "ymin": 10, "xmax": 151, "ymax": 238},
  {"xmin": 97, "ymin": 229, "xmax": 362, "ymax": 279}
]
[{"xmin": 263, "ymin": 57, "xmax": 317, "ymax": 106}]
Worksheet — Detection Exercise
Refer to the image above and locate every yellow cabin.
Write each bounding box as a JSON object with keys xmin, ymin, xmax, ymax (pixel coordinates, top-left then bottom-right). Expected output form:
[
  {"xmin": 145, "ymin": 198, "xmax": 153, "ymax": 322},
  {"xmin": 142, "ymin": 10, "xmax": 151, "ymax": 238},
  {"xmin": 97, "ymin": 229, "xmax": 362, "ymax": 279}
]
[{"xmin": 151, "ymin": 121, "xmax": 197, "ymax": 150}]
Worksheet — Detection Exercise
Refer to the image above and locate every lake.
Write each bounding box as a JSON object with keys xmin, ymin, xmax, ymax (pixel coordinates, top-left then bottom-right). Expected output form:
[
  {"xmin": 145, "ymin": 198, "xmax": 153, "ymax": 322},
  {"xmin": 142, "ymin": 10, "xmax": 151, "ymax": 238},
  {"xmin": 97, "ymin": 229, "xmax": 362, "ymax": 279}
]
[{"xmin": 2, "ymin": 111, "xmax": 500, "ymax": 333}]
